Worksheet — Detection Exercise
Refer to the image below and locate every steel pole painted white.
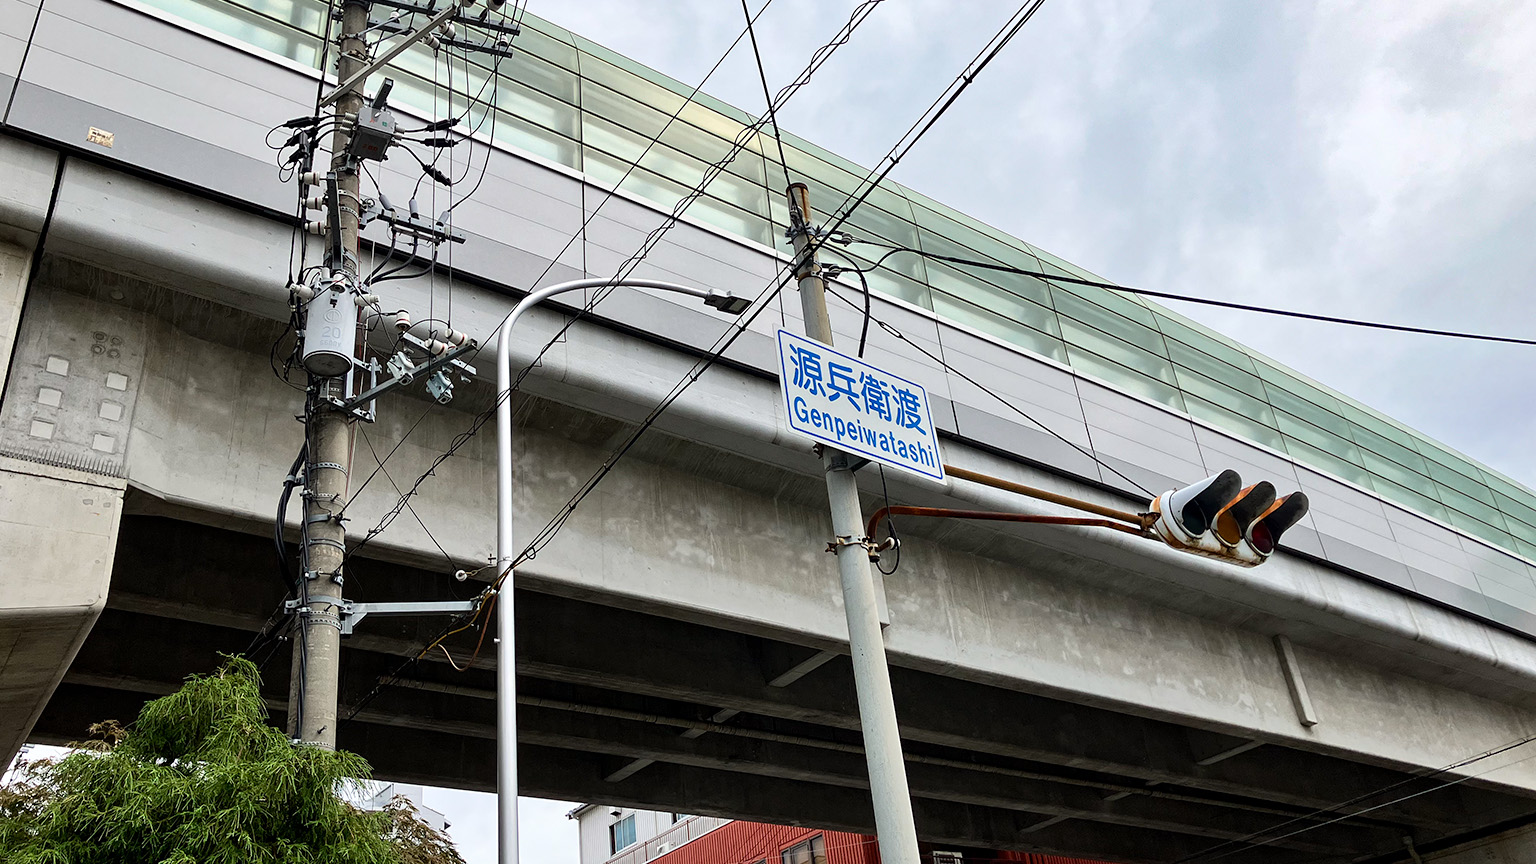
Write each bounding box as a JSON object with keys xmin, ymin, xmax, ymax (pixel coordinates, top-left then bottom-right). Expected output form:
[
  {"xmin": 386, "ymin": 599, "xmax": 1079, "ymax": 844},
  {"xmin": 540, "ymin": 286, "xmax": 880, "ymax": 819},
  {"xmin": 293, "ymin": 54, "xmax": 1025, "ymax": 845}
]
[
  {"xmin": 785, "ymin": 182, "xmax": 922, "ymax": 864},
  {"xmin": 494, "ymin": 277, "xmax": 713, "ymax": 864}
]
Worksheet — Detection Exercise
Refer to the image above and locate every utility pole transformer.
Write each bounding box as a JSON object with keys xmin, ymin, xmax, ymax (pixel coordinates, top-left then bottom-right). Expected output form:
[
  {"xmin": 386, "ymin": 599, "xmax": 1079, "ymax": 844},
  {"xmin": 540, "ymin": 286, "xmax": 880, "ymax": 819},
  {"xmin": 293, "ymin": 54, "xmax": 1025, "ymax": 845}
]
[{"xmin": 785, "ymin": 183, "xmax": 923, "ymax": 864}]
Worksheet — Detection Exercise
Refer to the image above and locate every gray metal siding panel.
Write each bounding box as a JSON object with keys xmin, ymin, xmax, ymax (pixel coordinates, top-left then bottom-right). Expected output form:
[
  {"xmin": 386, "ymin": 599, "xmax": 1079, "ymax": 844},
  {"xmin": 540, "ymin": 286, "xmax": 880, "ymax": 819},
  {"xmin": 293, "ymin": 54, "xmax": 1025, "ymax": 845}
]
[
  {"xmin": 0, "ymin": 0, "xmax": 39, "ymax": 91},
  {"xmin": 8, "ymin": 80, "xmax": 291, "ymax": 211},
  {"xmin": 20, "ymin": 0, "xmax": 312, "ymax": 162}
]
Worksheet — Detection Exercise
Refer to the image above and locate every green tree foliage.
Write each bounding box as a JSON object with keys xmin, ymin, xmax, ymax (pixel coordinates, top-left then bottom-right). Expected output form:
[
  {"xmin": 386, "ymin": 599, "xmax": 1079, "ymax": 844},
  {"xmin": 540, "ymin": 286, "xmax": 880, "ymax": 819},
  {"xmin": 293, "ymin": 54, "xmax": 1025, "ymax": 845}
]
[{"xmin": 0, "ymin": 657, "xmax": 465, "ymax": 864}]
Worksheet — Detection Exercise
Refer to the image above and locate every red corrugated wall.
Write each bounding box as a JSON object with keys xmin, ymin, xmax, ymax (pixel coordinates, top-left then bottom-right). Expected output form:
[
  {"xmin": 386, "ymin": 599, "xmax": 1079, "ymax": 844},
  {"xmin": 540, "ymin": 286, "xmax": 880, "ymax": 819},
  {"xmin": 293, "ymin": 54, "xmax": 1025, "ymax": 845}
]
[
  {"xmin": 649, "ymin": 822, "xmax": 877, "ymax": 864},
  {"xmin": 648, "ymin": 821, "xmax": 1101, "ymax": 864}
]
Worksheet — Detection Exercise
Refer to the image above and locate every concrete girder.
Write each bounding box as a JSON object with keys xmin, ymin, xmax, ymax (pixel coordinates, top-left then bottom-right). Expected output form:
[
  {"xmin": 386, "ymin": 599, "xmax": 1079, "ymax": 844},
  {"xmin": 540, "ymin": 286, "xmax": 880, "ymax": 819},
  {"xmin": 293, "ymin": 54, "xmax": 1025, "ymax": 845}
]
[
  {"xmin": 40, "ymin": 665, "xmax": 1360, "ymax": 856},
  {"xmin": 502, "ymin": 702, "xmax": 1383, "ymax": 856},
  {"xmin": 86, "ymin": 582, "xmax": 1529, "ymax": 837},
  {"xmin": 507, "ymin": 589, "xmax": 1532, "ymax": 830}
]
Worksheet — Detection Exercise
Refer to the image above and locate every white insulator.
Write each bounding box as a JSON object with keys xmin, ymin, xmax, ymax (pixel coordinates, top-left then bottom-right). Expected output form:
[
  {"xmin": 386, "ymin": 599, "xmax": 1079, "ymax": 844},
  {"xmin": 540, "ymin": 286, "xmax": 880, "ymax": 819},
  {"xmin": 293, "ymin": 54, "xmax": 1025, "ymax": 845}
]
[
  {"xmin": 353, "ymin": 292, "xmax": 380, "ymax": 307},
  {"xmin": 424, "ymin": 34, "xmax": 441, "ymax": 51},
  {"xmin": 444, "ymin": 328, "xmax": 468, "ymax": 347},
  {"xmin": 304, "ymin": 220, "xmax": 329, "ymax": 235},
  {"xmin": 439, "ymin": 21, "xmax": 455, "ymax": 38},
  {"xmin": 303, "ymin": 196, "xmax": 326, "ymax": 210},
  {"xmin": 394, "ymin": 310, "xmax": 412, "ymax": 332},
  {"xmin": 298, "ymin": 171, "xmax": 322, "ymax": 187},
  {"xmin": 289, "ymin": 282, "xmax": 316, "ymax": 302},
  {"xmin": 425, "ymin": 338, "xmax": 448, "ymax": 356}
]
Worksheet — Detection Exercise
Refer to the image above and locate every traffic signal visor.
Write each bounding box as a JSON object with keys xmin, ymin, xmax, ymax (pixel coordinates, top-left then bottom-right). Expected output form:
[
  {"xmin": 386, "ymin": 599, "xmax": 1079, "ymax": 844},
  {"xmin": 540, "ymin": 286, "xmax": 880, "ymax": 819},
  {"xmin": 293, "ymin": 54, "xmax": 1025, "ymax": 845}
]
[{"xmin": 1151, "ymin": 471, "xmax": 1309, "ymax": 566}]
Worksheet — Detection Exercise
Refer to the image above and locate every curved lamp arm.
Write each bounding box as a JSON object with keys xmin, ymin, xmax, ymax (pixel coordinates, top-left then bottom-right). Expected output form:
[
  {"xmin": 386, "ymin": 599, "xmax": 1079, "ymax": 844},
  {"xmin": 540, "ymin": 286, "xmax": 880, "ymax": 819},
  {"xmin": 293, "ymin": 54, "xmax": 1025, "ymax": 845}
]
[{"xmin": 493, "ymin": 277, "xmax": 747, "ymax": 864}]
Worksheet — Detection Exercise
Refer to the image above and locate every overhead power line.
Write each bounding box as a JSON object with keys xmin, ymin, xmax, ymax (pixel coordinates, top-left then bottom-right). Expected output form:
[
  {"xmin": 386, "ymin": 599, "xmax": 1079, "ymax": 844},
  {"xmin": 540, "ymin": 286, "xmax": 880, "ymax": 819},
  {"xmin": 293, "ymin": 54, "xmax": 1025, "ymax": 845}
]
[
  {"xmin": 850, "ymin": 242, "xmax": 1536, "ymax": 347},
  {"xmin": 508, "ymin": 0, "xmax": 1050, "ymax": 566},
  {"xmin": 346, "ymin": 0, "xmax": 881, "ymax": 561},
  {"xmin": 818, "ymin": 280, "xmax": 1155, "ymax": 498}
]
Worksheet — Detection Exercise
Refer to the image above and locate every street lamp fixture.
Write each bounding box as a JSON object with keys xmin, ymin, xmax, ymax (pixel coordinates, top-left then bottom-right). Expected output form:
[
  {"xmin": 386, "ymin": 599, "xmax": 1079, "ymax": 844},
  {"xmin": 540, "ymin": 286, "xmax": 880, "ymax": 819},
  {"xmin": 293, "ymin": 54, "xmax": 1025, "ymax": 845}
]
[{"xmin": 493, "ymin": 277, "xmax": 748, "ymax": 864}]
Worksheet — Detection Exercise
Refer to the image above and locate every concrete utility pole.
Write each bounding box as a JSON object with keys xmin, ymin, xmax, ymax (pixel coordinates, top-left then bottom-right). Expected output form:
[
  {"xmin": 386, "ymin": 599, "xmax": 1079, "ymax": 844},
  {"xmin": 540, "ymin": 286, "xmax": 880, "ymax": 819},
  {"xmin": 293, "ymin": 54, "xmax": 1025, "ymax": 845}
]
[
  {"xmin": 289, "ymin": 0, "xmax": 369, "ymax": 749},
  {"xmin": 785, "ymin": 182, "xmax": 922, "ymax": 864}
]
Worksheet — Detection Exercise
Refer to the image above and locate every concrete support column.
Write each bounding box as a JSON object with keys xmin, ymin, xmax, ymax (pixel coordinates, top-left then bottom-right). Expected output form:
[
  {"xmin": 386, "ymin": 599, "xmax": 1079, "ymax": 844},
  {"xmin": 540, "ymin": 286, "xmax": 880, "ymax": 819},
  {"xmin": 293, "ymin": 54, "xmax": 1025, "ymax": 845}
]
[
  {"xmin": 0, "ymin": 240, "xmax": 32, "ymax": 389},
  {"xmin": 0, "ymin": 456, "xmax": 124, "ymax": 764}
]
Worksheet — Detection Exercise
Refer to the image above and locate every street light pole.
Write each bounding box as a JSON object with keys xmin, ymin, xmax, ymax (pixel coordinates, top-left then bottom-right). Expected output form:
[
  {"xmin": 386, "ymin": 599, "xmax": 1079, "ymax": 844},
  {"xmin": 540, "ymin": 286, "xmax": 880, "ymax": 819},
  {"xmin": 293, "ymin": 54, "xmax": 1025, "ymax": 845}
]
[{"xmin": 493, "ymin": 277, "xmax": 748, "ymax": 864}]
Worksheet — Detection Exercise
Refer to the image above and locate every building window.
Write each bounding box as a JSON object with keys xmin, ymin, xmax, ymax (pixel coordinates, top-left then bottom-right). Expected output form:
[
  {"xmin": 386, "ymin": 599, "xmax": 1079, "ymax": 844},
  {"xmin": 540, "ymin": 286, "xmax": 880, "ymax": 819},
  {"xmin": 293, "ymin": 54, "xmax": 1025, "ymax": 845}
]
[
  {"xmin": 781, "ymin": 835, "xmax": 827, "ymax": 864},
  {"xmin": 670, "ymin": 812, "xmax": 687, "ymax": 824},
  {"xmin": 933, "ymin": 853, "xmax": 964, "ymax": 864},
  {"xmin": 609, "ymin": 815, "xmax": 637, "ymax": 853}
]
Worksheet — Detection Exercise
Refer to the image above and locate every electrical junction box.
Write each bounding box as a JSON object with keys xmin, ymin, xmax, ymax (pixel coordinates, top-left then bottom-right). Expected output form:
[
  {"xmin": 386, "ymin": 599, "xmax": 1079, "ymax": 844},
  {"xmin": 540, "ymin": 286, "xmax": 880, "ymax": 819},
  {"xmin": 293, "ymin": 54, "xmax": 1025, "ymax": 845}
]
[{"xmin": 348, "ymin": 108, "xmax": 396, "ymax": 161}]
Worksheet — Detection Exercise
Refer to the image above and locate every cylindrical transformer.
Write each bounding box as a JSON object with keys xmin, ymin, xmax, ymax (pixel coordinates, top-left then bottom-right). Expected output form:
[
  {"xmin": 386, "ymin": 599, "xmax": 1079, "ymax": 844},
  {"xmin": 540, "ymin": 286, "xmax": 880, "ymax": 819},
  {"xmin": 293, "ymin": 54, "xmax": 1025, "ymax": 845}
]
[{"xmin": 302, "ymin": 289, "xmax": 358, "ymax": 377}]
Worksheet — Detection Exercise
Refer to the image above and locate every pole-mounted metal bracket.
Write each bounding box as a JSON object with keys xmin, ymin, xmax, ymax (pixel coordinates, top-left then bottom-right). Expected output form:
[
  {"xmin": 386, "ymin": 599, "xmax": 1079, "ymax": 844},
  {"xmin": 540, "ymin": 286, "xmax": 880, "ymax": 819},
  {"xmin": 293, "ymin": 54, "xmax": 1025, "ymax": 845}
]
[
  {"xmin": 330, "ymin": 334, "xmax": 478, "ymax": 415},
  {"xmin": 826, "ymin": 534, "xmax": 878, "ymax": 554},
  {"xmin": 333, "ymin": 599, "xmax": 478, "ymax": 635}
]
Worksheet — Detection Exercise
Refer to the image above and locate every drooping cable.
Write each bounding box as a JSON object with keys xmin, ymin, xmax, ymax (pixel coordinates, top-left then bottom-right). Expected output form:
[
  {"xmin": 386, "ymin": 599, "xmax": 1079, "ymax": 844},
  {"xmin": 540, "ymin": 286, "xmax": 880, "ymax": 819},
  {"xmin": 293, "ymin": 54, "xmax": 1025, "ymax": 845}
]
[
  {"xmin": 346, "ymin": 0, "xmax": 889, "ymax": 560},
  {"xmin": 341, "ymin": 0, "xmax": 784, "ymax": 553},
  {"xmin": 507, "ymin": 0, "xmax": 1047, "ymax": 565},
  {"xmin": 741, "ymin": 0, "xmax": 794, "ymax": 191},
  {"xmin": 816, "ymin": 279, "xmax": 1155, "ymax": 498},
  {"xmin": 848, "ymin": 242, "xmax": 1536, "ymax": 347}
]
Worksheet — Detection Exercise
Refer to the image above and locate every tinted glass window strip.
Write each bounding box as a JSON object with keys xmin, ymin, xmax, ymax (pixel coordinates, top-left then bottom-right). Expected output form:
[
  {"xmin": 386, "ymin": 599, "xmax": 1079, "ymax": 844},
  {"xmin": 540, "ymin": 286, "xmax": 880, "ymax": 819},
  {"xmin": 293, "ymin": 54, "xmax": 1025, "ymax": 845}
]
[
  {"xmin": 1052, "ymin": 289, "xmax": 1170, "ymax": 359},
  {"xmin": 1154, "ymin": 314, "xmax": 1257, "ymax": 374},
  {"xmin": 1174, "ymin": 365, "xmax": 1278, "ymax": 430},
  {"xmin": 1370, "ymin": 473, "xmax": 1450, "ymax": 521},
  {"xmin": 1182, "ymin": 393, "xmax": 1286, "ymax": 452},
  {"xmin": 577, "ymin": 78, "xmax": 764, "ymax": 182},
  {"xmin": 931, "ymin": 292, "xmax": 1067, "ymax": 364},
  {"xmin": 1360, "ymin": 450, "xmax": 1441, "ymax": 499},
  {"xmin": 915, "ymin": 226, "xmax": 1053, "ymax": 306},
  {"xmin": 579, "ymin": 114, "xmax": 769, "ymax": 214},
  {"xmin": 1446, "ymin": 510, "xmax": 1512, "ymax": 547},
  {"xmin": 1066, "ymin": 345, "xmax": 1186, "ymax": 411},
  {"xmin": 1284, "ymin": 436, "xmax": 1375, "ymax": 489},
  {"xmin": 1438, "ymin": 482, "xmax": 1507, "ymax": 528},
  {"xmin": 149, "ymin": 0, "xmax": 322, "ymax": 61},
  {"xmin": 1166, "ymin": 338, "xmax": 1264, "ymax": 396},
  {"xmin": 927, "ymin": 263, "xmax": 1058, "ymax": 336},
  {"xmin": 1489, "ymin": 481, "xmax": 1536, "ymax": 531}
]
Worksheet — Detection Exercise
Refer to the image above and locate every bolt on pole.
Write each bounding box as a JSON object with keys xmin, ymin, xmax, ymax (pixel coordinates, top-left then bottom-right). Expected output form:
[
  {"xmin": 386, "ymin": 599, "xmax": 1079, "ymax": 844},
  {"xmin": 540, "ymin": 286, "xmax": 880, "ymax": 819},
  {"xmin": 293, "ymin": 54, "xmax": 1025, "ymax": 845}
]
[
  {"xmin": 786, "ymin": 182, "xmax": 922, "ymax": 864},
  {"xmin": 288, "ymin": 0, "xmax": 368, "ymax": 750}
]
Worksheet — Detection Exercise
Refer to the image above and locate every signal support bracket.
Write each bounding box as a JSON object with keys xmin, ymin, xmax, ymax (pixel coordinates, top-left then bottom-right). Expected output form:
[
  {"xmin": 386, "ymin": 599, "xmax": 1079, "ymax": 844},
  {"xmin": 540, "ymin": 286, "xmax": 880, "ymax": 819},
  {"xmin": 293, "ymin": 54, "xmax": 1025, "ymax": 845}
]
[{"xmin": 283, "ymin": 598, "xmax": 478, "ymax": 635}]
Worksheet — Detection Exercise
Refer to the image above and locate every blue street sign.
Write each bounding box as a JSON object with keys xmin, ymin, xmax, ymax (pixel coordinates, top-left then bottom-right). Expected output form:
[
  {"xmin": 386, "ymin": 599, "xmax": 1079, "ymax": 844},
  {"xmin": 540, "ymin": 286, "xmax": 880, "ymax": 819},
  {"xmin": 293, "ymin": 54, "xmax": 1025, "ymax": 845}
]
[{"xmin": 776, "ymin": 329, "xmax": 945, "ymax": 481}]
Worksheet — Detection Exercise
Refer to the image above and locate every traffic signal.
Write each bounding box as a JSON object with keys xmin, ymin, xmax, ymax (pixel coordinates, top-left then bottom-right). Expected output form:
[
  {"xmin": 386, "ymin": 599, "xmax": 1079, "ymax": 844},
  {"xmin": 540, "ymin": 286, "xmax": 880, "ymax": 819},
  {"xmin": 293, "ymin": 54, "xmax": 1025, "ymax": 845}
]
[{"xmin": 1150, "ymin": 470, "xmax": 1309, "ymax": 566}]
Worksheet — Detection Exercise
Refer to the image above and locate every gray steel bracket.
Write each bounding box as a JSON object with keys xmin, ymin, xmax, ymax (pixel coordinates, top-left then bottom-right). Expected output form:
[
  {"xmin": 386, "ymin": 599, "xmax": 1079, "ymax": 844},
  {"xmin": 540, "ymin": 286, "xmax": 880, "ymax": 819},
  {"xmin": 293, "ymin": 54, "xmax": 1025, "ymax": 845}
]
[
  {"xmin": 283, "ymin": 598, "xmax": 479, "ymax": 635},
  {"xmin": 328, "ymin": 334, "xmax": 477, "ymax": 416}
]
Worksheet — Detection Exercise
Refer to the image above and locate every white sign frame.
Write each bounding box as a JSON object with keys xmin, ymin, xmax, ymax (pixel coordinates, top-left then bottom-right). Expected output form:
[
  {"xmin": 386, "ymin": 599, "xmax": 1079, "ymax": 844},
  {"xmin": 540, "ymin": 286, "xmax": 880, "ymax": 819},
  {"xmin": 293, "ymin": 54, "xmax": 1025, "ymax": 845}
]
[{"xmin": 776, "ymin": 329, "xmax": 945, "ymax": 481}]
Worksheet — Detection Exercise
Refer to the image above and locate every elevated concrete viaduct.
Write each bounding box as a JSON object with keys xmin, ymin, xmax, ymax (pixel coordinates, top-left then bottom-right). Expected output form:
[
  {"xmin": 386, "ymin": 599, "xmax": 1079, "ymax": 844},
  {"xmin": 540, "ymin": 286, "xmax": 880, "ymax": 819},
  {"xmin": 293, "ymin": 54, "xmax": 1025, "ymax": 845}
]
[
  {"xmin": 2, "ymin": 3, "xmax": 1536, "ymax": 858},
  {"xmin": 1, "ymin": 142, "xmax": 1536, "ymax": 861}
]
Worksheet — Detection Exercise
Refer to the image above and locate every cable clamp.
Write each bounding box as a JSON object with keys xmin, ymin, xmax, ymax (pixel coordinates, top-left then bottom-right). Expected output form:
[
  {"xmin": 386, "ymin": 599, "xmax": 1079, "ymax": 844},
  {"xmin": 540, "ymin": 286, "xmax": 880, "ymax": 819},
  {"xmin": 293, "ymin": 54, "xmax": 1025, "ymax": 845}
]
[
  {"xmin": 306, "ymin": 537, "xmax": 348, "ymax": 553},
  {"xmin": 826, "ymin": 534, "xmax": 875, "ymax": 554},
  {"xmin": 310, "ymin": 461, "xmax": 347, "ymax": 472}
]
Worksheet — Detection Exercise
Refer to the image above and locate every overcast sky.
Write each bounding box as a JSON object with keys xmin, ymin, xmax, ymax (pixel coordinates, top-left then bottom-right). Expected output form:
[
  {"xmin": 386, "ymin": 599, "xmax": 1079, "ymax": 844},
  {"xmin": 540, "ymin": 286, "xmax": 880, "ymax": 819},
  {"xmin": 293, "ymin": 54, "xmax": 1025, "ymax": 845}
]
[{"xmin": 416, "ymin": 2, "xmax": 1536, "ymax": 858}]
